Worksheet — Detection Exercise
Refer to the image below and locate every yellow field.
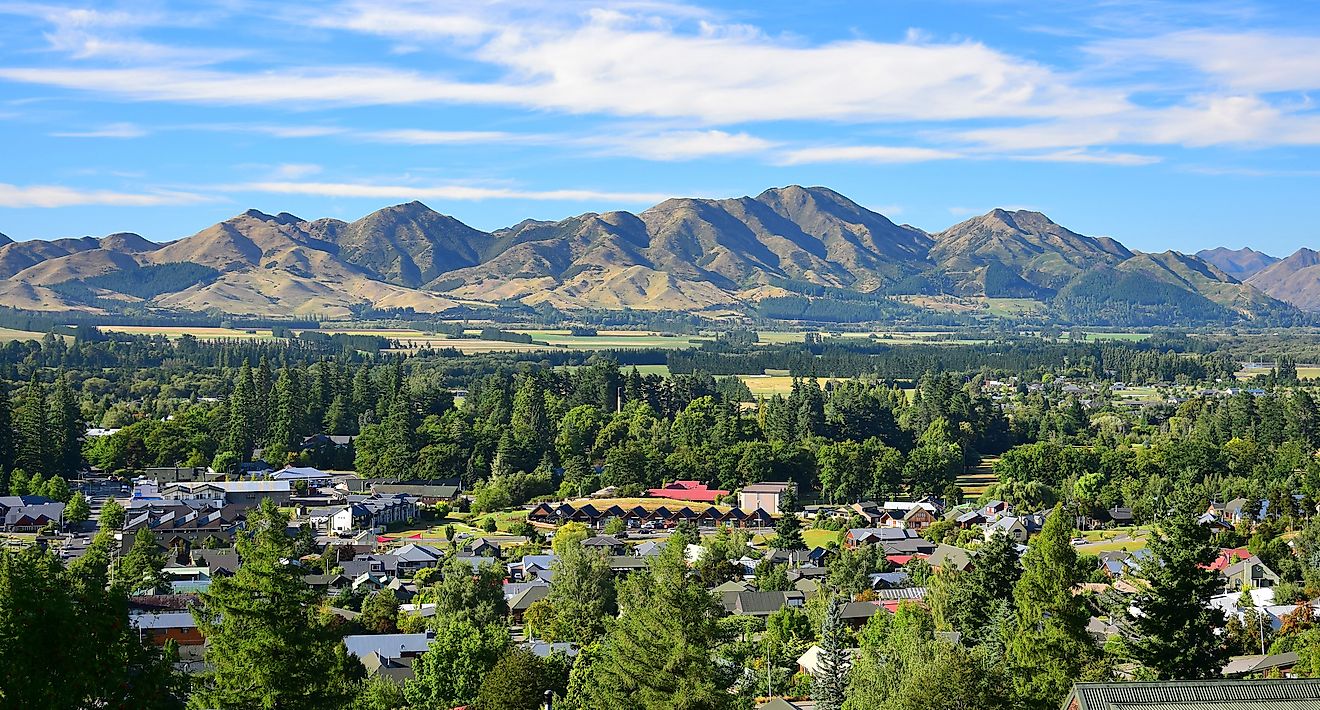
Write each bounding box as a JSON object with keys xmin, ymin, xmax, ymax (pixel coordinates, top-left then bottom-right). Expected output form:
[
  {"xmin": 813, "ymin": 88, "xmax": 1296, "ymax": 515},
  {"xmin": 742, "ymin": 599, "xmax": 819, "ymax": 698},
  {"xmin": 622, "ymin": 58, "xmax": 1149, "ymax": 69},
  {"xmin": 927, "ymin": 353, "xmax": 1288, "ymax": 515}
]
[
  {"xmin": 738, "ymin": 375, "xmax": 851, "ymax": 396},
  {"xmin": 98, "ymin": 325, "xmax": 278, "ymax": 339},
  {"xmin": 1237, "ymin": 366, "xmax": 1320, "ymax": 380},
  {"xmin": 0, "ymin": 327, "xmax": 51, "ymax": 343}
]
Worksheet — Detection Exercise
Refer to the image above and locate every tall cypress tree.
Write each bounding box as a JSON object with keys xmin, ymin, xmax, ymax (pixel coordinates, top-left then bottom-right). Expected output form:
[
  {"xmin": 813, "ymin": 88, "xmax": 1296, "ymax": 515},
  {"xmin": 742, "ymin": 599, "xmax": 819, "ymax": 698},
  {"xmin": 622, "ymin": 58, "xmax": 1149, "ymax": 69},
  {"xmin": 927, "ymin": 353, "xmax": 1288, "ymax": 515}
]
[
  {"xmin": 14, "ymin": 374, "xmax": 48, "ymax": 476},
  {"xmin": 813, "ymin": 595, "xmax": 850, "ymax": 710},
  {"xmin": 0, "ymin": 382, "xmax": 14, "ymax": 491},
  {"xmin": 1129, "ymin": 499, "xmax": 1228, "ymax": 678},
  {"xmin": 1004, "ymin": 506, "xmax": 1095, "ymax": 710},
  {"xmin": 48, "ymin": 372, "xmax": 83, "ymax": 476},
  {"xmin": 226, "ymin": 362, "xmax": 256, "ymax": 462}
]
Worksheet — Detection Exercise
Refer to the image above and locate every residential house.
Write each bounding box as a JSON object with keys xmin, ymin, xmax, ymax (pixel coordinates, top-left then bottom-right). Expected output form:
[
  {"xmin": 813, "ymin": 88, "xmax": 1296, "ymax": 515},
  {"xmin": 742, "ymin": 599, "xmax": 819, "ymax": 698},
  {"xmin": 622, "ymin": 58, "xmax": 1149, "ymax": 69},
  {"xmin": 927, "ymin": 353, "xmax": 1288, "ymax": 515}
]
[
  {"xmin": 387, "ymin": 543, "xmax": 443, "ymax": 578},
  {"xmin": 161, "ymin": 481, "xmax": 292, "ymax": 507},
  {"xmin": 508, "ymin": 584, "xmax": 551, "ymax": 623},
  {"xmin": 1223, "ymin": 555, "xmax": 1280, "ymax": 591},
  {"xmin": 901, "ymin": 505, "xmax": 936, "ymax": 531},
  {"xmin": 985, "ymin": 516, "xmax": 1029, "ymax": 543},
  {"xmin": 371, "ymin": 483, "xmax": 459, "ymax": 505},
  {"xmin": 739, "ymin": 482, "xmax": 795, "ymax": 515},
  {"xmin": 1223, "ymin": 652, "xmax": 1300, "ymax": 678},
  {"xmin": 646, "ymin": 480, "xmax": 729, "ymax": 504},
  {"xmin": 271, "ymin": 466, "xmax": 334, "ymax": 487},
  {"xmin": 130, "ymin": 611, "xmax": 203, "ymax": 647},
  {"xmin": 0, "ymin": 495, "xmax": 64, "ymax": 532},
  {"xmin": 928, "ymin": 544, "xmax": 973, "ymax": 573},
  {"xmin": 723, "ymin": 590, "xmax": 805, "ymax": 618}
]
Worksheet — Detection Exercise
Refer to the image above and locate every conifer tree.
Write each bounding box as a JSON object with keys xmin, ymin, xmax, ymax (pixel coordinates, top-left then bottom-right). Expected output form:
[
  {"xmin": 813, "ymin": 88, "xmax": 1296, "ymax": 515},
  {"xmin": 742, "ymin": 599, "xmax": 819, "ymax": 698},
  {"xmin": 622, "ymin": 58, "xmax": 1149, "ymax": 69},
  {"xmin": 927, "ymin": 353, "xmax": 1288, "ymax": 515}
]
[
  {"xmin": 48, "ymin": 372, "xmax": 83, "ymax": 476},
  {"xmin": 190, "ymin": 499, "xmax": 363, "ymax": 709},
  {"xmin": 814, "ymin": 595, "xmax": 851, "ymax": 710},
  {"xmin": 226, "ymin": 362, "xmax": 257, "ymax": 461},
  {"xmin": 770, "ymin": 512, "xmax": 807, "ymax": 550},
  {"xmin": 0, "ymin": 382, "xmax": 14, "ymax": 491},
  {"xmin": 14, "ymin": 374, "xmax": 48, "ymax": 476},
  {"xmin": 1129, "ymin": 498, "xmax": 1228, "ymax": 678},
  {"xmin": 118, "ymin": 527, "xmax": 171, "ymax": 594},
  {"xmin": 1004, "ymin": 506, "xmax": 1095, "ymax": 710}
]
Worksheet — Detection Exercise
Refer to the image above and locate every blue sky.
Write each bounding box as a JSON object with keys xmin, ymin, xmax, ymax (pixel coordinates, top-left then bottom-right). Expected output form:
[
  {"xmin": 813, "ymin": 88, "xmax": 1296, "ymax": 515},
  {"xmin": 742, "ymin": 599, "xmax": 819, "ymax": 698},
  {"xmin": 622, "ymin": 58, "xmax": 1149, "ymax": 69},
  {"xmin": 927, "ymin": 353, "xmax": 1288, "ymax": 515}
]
[{"xmin": 1, "ymin": 1, "xmax": 1319, "ymax": 256}]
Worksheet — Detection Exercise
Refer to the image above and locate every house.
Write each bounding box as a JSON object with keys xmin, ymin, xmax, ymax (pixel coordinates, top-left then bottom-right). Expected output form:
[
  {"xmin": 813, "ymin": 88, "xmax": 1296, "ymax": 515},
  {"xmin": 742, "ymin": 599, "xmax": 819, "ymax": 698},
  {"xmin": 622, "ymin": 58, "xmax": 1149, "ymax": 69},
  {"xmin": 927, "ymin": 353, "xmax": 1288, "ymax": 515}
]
[
  {"xmin": 130, "ymin": 611, "xmax": 203, "ymax": 647},
  {"xmin": 739, "ymin": 482, "xmax": 795, "ymax": 515},
  {"xmin": 1222, "ymin": 555, "xmax": 1280, "ymax": 591},
  {"xmin": 387, "ymin": 543, "xmax": 444, "ymax": 577},
  {"xmin": 901, "ymin": 506, "xmax": 936, "ymax": 530},
  {"xmin": 344, "ymin": 631, "xmax": 434, "ymax": 684},
  {"xmin": 646, "ymin": 480, "xmax": 729, "ymax": 504},
  {"xmin": 985, "ymin": 516, "xmax": 1029, "ymax": 543},
  {"xmin": 141, "ymin": 466, "xmax": 208, "ymax": 484},
  {"xmin": 850, "ymin": 501, "xmax": 895, "ymax": 527},
  {"xmin": 161, "ymin": 481, "xmax": 292, "ymax": 507},
  {"xmin": 1062, "ymin": 678, "xmax": 1320, "ymax": 709},
  {"xmin": 928, "ymin": 544, "xmax": 973, "ymax": 573},
  {"xmin": 371, "ymin": 484, "xmax": 459, "ymax": 505},
  {"xmin": 465, "ymin": 539, "xmax": 502, "ymax": 558},
  {"xmin": 1223, "ymin": 651, "xmax": 1300, "ymax": 678},
  {"xmin": 581, "ymin": 535, "xmax": 626, "ymax": 555},
  {"xmin": 272, "ymin": 466, "xmax": 334, "ymax": 487},
  {"xmin": 797, "ymin": 644, "xmax": 855, "ymax": 676},
  {"xmin": 508, "ymin": 584, "xmax": 551, "ymax": 623},
  {"xmin": 845, "ymin": 527, "xmax": 935, "ymax": 556},
  {"xmin": 723, "ymin": 590, "xmax": 806, "ymax": 617},
  {"xmin": 328, "ymin": 495, "xmax": 418, "ymax": 533},
  {"xmin": 0, "ymin": 496, "xmax": 64, "ymax": 532}
]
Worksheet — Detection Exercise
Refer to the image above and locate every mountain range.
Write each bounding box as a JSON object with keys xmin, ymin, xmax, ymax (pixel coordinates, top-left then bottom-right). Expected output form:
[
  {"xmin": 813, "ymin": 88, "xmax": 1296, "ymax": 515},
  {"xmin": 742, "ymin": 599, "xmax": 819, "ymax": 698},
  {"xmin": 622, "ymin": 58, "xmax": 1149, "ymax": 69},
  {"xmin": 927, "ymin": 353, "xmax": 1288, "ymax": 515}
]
[{"xmin": 0, "ymin": 186, "xmax": 1315, "ymax": 324}]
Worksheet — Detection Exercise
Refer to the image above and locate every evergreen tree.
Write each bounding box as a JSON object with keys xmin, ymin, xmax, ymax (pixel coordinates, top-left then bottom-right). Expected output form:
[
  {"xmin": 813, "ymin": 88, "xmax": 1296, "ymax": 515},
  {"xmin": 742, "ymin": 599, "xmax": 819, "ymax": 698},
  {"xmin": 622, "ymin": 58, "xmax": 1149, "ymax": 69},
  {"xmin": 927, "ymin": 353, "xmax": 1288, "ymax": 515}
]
[
  {"xmin": 1004, "ymin": 506, "xmax": 1095, "ymax": 710},
  {"xmin": 226, "ymin": 363, "xmax": 257, "ymax": 462},
  {"xmin": 814, "ymin": 595, "xmax": 851, "ymax": 710},
  {"xmin": 476, "ymin": 646, "xmax": 566, "ymax": 710},
  {"xmin": 119, "ymin": 527, "xmax": 171, "ymax": 594},
  {"xmin": 770, "ymin": 512, "xmax": 807, "ymax": 550},
  {"xmin": 14, "ymin": 374, "xmax": 48, "ymax": 476},
  {"xmin": 48, "ymin": 372, "xmax": 83, "ymax": 476},
  {"xmin": 1128, "ymin": 499, "xmax": 1228, "ymax": 678},
  {"xmin": 0, "ymin": 382, "xmax": 14, "ymax": 490},
  {"xmin": 546, "ymin": 543, "xmax": 617, "ymax": 644},
  {"xmin": 190, "ymin": 499, "xmax": 363, "ymax": 709},
  {"xmin": 569, "ymin": 538, "xmax": 733, "ymax": 709}
]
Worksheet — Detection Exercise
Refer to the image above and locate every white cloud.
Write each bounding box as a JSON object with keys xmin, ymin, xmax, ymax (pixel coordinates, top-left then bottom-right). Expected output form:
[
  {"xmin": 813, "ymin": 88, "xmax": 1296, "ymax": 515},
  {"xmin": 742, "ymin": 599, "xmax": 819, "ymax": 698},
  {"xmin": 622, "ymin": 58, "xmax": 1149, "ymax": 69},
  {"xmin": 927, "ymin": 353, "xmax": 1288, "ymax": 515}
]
[
  {"xmin": 777, "ymin": 145, "xmax": 960, "ymax": 165},
  {"xmin": 0, "ymin": 6, "xmax": 1128, "ymax": 124},
  {"xmin": 49, "ymin": 122, "xmax": 146, "ymax": 138},
  {"xmin": 271, "ymin": 163, "xmax": 323, "ymax": 179},
  {"xmin": 0, "ymin": 183, "xmax": 211, "ymax": 208},
  {"xmin": 1089, "ymin": 30, "xmax": 1320, "ymax": 93},
  {"xmin": 594, "ymin": 130, "xmax": 776, "ymax": 160},
  {"xmin": 230, "ymin": 180, "xmax": 674, "ymax": 203},
  {"xmin": 1010, "ymin": 149, "xmax": 1160, "ymax": 166},
  {"xmin": 363, "ymin": 129, "xmax": 525, "ymax": 145}
]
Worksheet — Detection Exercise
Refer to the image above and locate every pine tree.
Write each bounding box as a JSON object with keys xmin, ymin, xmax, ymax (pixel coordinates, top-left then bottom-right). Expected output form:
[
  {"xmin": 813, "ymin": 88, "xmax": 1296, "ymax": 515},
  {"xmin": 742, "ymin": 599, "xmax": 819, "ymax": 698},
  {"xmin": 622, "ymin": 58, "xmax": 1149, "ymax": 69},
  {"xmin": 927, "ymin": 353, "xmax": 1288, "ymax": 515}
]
[
  {"xmin": 48, "ymin": 373, "xmax": 84, "ymax": 476},
  {"xmin": 1004, "ymin": 506, "xmax": 1095, "ymax": 710},
  {"xmin": 813, "ymin": 595, "xmax": 850, "ymax": 710},
  {"xmin": 570, "ymin": 539, "xmax": 733, "ymax": 709},
  {"xmin": 226, "ymin": 362, "xmax": 257, "ymax": 461},
  {"xmin": 1129, "ymin": 498, "xmax": 1228, "ymax": 678},
  {"xmin": 770, "ymin": 512, "xmax": 807, "ymax": 550},
  {"xmin": 118, "ymin": 527, "xmax": 170, "ymax": 594},
  {"xmin": 191, "ymin": 499, "xmax": 363, "ymax": 709},
  {"xmin": 14, "ymin": 374, "xmax": 48, "ymax": 476},
  {"xmin": 253, "ymin": 357, "xmax": 273, "ymax": 443},
  {"xmin": 0, "ymin": 382, "xmax": 14, "ymax": 491}
]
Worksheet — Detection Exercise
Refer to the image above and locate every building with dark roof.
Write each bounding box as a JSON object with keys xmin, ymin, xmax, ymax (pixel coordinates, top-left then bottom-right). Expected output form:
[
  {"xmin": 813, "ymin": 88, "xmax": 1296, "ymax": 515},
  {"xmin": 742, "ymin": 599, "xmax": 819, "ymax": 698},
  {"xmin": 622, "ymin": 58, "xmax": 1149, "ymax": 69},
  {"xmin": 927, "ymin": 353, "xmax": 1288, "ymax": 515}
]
[{"xmin": 1063, "ymin": 678, "xmax": 1320, "ymax": 710}]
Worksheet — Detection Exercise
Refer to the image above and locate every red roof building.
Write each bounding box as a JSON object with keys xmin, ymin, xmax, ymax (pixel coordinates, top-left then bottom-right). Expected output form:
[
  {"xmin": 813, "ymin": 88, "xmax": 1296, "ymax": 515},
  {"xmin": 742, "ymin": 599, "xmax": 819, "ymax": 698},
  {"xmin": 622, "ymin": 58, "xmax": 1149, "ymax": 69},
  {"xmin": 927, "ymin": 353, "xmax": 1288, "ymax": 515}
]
[
  {"xmin": 645, "ymin": 480, "xmax": 730, "ymax": 503},
  {"xmin": 1209, "ymin": 547, "xmax": 1252, "ymax": 572}
]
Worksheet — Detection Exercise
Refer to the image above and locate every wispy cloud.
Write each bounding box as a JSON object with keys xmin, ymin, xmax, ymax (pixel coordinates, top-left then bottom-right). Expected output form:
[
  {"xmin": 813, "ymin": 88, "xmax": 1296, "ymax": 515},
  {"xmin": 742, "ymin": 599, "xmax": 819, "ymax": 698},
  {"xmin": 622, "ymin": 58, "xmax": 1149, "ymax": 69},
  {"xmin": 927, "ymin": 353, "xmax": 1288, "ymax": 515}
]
[
  {"xmin": 49, "ymin": 122, "xmax": 146, "ymax": 138},
  {"xmin": 777, "ymin": 145, "xmax": 960, "ymax": 165},
  {"xmin": 593, "ymin": 130, "xmax": 776, "ymax": 160},
  {"xmin": 363, "ymin": 129, "xmax": 529, "ymax": 145},
  {"xmin": 227, "ymin": 180, "xmax": 675, "ymax": 203},
  {"xmin": 0, "ymin": 182, "xmax": 212, "ymax": 208}
]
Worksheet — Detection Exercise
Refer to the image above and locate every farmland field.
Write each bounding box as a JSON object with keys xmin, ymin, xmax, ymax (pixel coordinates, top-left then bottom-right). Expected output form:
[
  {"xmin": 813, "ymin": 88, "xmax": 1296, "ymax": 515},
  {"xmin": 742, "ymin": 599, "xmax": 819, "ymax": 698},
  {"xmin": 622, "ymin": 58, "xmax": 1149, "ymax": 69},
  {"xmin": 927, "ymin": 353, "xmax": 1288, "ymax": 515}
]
[
  {"xmin": 738, "ymin": 375, "xmax": 851, "ymax": 396},
  {"xmin": 0, "ymin": 327, "xmax": 53, "ymax": 342},
  {"xmin": 508, "ymin": 329, "xmax": 704, "ymax": 349},
  {"xmin": 97, "ymin": 325, "xmax": 278, "ymax": 339}
]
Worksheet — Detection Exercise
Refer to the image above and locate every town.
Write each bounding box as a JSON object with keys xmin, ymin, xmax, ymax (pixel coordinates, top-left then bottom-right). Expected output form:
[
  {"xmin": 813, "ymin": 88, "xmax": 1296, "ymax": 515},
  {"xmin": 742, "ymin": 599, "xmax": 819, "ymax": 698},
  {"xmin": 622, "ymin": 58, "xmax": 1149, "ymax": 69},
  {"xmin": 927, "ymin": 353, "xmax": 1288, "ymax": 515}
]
[{"xmin": 4, "ymin": 329, "xmax": 1320, "ymax": 709}]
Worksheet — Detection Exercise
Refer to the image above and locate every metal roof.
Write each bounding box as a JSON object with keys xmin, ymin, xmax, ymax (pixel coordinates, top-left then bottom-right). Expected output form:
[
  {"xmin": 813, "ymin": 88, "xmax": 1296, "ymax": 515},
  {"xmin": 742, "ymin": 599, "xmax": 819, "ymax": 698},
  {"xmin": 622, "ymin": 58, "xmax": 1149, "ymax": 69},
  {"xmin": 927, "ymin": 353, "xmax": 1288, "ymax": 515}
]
[{"xmin": 1068, "ymin": 680, "xmax": 1320, "ymax": 710}]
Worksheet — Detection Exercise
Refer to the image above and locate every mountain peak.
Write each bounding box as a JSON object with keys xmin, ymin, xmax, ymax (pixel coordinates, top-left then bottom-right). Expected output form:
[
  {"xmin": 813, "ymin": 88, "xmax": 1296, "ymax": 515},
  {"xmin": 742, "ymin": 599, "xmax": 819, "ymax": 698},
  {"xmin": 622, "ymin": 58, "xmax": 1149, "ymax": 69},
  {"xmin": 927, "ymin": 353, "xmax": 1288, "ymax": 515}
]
[
  {"xmin": 0, "ymin": 232, "xmax": 11, "ymax": 246},
  {"xmin": 100, "ymin": 232, "xmax": 158, "ymax": 253}
]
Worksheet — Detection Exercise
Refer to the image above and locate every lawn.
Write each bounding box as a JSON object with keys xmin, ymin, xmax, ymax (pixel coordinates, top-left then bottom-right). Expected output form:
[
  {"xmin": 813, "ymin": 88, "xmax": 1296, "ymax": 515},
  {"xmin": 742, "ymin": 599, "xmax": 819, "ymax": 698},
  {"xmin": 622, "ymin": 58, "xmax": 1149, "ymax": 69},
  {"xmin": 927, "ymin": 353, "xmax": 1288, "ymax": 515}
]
[
  {"xmin": 803, "ymin": 528, "xmax": 841, "ymax": 549},
  {"xmin": 985, "ymin": 298, "xmax": 1046, "ymax": 316},
  {"xmin": 957, "ymin": 460, "xmax": 998, "ymax": 497},
  {"xmin": 1075, "ymin": 526, "xmax": 1152, "ymax": 554}
]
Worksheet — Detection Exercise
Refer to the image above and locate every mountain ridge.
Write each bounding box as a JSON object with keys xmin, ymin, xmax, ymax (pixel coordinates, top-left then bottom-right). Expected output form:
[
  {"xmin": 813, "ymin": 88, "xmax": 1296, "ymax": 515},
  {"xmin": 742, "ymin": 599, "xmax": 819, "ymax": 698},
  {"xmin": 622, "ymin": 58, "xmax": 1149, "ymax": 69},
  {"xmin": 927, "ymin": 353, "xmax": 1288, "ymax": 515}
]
[{"xmin": 0, "ymin": 185, "xmax": 1311, "ymax": 321}]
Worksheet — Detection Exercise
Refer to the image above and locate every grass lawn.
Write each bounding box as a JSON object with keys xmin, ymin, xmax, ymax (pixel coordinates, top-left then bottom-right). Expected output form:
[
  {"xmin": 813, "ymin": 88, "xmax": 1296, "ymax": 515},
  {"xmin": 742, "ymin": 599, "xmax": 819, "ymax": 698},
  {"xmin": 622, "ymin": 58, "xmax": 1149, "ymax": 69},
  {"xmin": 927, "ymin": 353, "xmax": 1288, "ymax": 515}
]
[
  {"xmin": 1075, "ymin": 526, "xmax": 1152, "ymax": 554},
  {"xmin": 986, "ymin": 298, "xmax": 1046, "ymax": 316},
  {"xmin": 803, "ymin": 528, "xmax": 841, "ymax": 548},
  {"xmin": 957, "ymin": 460, "xmax": 998, "ymax": 497}
]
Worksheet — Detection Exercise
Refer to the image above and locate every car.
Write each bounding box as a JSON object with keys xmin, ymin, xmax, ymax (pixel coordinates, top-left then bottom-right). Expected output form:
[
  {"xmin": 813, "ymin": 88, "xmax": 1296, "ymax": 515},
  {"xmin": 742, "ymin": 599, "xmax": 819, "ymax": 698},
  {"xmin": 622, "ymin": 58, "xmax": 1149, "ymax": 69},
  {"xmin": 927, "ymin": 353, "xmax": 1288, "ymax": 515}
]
[{"xmin": 1070, "ymin": 537, "xmax": 1087, "ymax": 546}]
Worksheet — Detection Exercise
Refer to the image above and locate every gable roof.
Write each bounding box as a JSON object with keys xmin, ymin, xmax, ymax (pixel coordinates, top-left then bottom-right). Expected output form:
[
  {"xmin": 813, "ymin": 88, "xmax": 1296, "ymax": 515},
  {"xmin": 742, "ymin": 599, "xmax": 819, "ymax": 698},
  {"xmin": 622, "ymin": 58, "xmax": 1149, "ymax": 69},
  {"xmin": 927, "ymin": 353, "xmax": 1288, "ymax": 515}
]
[{"xmin": 1065, "ymin": 679, "xmax": 1320, "ymax": 710}]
